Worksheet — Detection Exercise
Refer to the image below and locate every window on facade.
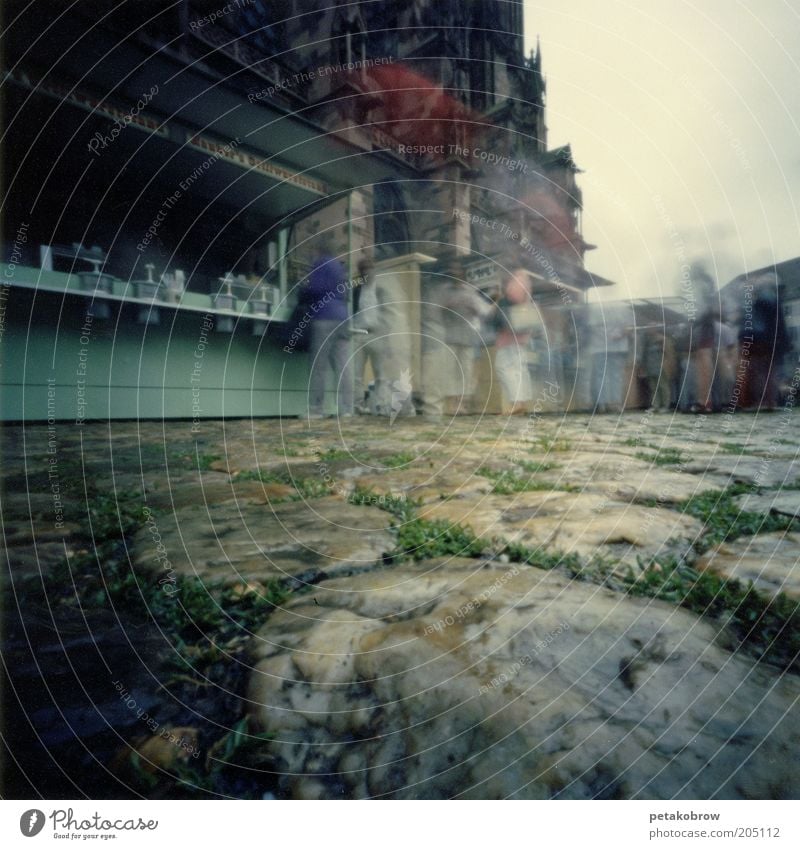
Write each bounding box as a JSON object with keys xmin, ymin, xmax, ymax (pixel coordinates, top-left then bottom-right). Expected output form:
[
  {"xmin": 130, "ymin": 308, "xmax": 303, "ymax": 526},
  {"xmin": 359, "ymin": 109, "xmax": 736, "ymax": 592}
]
[
  {"xmin": 337, "ymin": 19, "xmax": 366, "ymax": 66},
  {"xmin": 469, "ymin": 29, "xmax": 486, "ymax": 110},
  {"xmin": 488, "ymin": 55, "xmax": 496, "ymax": 106},
  {"xmin": 373, "ymin": 182, "xmax": 410, "ymax": 259}
]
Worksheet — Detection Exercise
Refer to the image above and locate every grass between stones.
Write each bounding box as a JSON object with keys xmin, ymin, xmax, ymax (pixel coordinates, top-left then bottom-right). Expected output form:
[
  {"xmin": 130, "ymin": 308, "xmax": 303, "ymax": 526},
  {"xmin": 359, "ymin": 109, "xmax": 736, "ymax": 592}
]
[
  {"xmin": 678, "ymin": 483, "xmax": 798, "ymax": 550},
  {"xmin": 314, "ymin": 445, "xmax": 388, "ymax": 464},
  {"xmin": 627, "ymin": 559, "xmax": 800, "ymax": 671},
  {"xmin": 348, "ymin": 487, "xmax": 416, "ymax": 520},
  {"xmin": 634, "ymin": 448, "xmax": 685, "ymax": 466},
  {"xmin": 350, "ymin": 484, "xmax": 800, "ymax": 672},
  {"xmin": 13, "ymin": 476, "xmax": 799, "ymax": 797},
  {"xmin": 535, "ymin": 434, "xmax": 572, "ymax": 452},
  {"xmin": 476, "ymin": 466, "xmax": 577, "ymax": 494},
  {"xmin": 170, "ymin": 451, "xmax": 221, "ymax": 471},
  {"xmin": 516, "ymin": 459, "xmax": 560, "ymax": 474},
  {"xmin": 234, "ymin": 468, "xmax": 331, "ymax": 499},
  {"xmin": 381, "ymin": 451, "xmax": 416, "ymax": 468}
]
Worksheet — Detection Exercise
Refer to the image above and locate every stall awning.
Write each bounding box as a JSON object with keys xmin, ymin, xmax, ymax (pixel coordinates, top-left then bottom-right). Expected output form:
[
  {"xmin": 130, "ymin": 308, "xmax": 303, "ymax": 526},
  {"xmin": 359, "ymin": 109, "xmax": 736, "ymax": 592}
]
[
  {"xmin": 9, "ymin": 18, "xmax": 418, "ymax": 224},
  {"xmin": 465, "ymin": 253, "xmax": 616, "ymax": 296}
]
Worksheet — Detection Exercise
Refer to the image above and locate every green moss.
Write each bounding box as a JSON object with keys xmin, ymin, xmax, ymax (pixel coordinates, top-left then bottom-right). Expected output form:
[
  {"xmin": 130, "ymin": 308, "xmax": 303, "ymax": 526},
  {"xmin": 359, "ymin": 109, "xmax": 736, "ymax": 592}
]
[
  {"xmin": 314, "ymin": 445, "xmax": 374, "ymax": 463},
  {"xmin": 315, "ymin": 447, "xmax": 351, "ymax": 462},
  {"xmin": 196, "ymin": 453, "xmax": 222, "ymax": 470},
  {"xmin": 719, "ymin": 442, "xmax": 745, "ymax": 454},
  {"xmin": 81, "ymin": 490, "xmax": 150, "ymax": 541},
  {"xmin": 536, "ymin": 434, "xmax": 572, "ymax": 452},
  {"xmin": 170, "ymin": 451, "xmax": 221, "ymax": 470}
]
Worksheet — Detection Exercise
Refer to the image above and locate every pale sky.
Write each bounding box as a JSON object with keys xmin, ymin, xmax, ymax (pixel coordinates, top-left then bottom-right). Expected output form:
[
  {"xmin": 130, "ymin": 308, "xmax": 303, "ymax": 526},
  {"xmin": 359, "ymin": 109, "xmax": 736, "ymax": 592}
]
[{"xmin": 523, "ymin": 0, "xmax": 800, "ymax": 300}]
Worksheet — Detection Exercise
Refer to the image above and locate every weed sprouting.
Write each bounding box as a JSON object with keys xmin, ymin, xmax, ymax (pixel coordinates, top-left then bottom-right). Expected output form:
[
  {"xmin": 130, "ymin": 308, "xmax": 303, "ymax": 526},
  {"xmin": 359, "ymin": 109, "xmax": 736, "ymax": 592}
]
[
  {"xmin": 391, "ymin": 517, "xmax": 486, "ymax": 561},
  {"xmin": 477, "ymin": 467, "xmax": 576, "ymax": 494},
  {"xmin": 678, "ymin": 484, "xmax": 798, "ymax": 550},
  {"xmin": 635, "ymin": 448, "xmax": 685, "ymax": 466},
  {"xmin": 234, "ymin": 469, "xmax": 330, "ymax": 500},
  {"xmin": 381, "ymin": 452, "xmax": 415, "ymax": 468},
  {"xmin": 627, "ymin": 557, "xmax": 800, "ymax": 671}
]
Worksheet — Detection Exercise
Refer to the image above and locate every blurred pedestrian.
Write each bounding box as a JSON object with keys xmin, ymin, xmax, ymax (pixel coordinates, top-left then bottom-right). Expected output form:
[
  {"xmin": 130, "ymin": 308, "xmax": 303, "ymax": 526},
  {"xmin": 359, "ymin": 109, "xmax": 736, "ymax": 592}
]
[
  {"xmin": 747, "ymin": 273, "xmax": 791, "ymax": 410},
  {"xmin": 492, "ymin": 269, "xmax": 536, "ymax": 415},
  {"xmin": 590, "ymin": 301, "xmax": 634, "ymax": 413},
  {"xmin": 419, "ymin": 275, "xmax": 447, "ymax": 419},
  {"xmin": 711, "ymin": 316, "xmax": 737, "ymax": 411},
  {"xmin": 305, "ymin": 238, "xmax": 353, "ymax": 419},
  {"xmin": 440, "ymin": 278, "xmax": 493, "ymax": 414},
  {"xmin": 673, "ymin": 323, "xmax": 693, "ymax": 412},
  {"xmin": 568, "ymin": 305, "xmax": 594, "ymax": 411},
  {"xmin": 351, "ymin": 256, "xmax": 379, "ymax": 414},
  {"xmin": 640, "ymin": 328, "xmax": 673, "ymax": 411},
  {"xmin": 369, "ymin": 264, "xmax": 416, "ymax": 419},
  {"xmin": 686, "ymin": 263, "xmax": 719, "ymax": 413}
]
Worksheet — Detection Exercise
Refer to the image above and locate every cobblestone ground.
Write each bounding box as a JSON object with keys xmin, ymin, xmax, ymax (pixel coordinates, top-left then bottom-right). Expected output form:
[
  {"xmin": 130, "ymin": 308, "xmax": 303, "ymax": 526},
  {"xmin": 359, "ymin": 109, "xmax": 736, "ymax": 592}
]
[{"xmin": 3, "ymin": 411, "xmax": 800, "ymax": 798}]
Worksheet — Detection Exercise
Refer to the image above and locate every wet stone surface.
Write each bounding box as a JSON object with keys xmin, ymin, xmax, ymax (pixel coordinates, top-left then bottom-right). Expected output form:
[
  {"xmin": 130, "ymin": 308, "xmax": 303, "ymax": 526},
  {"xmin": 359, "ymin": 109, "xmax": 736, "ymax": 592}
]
[
  {"xmin": 697, "ymin": 533, "xmax": 800, "ymax": 600},
  {"xmin": 3, "ymin": 410, "xmax": 800, "ymax": 798},
  {"xmin": 249, "ymin": 560, "xmax": 800, "ymax": 800},
  {"xmin": 131, "ymin": 496, "xmax": 396, "ymax": 587}
]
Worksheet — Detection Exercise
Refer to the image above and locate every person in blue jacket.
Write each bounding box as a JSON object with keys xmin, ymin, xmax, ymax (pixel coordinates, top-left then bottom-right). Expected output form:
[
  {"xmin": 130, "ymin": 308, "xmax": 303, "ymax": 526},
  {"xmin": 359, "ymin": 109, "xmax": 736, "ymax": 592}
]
[{"xmin": 304, "ymin": 238, "xmax": 354, "ymax": 418}]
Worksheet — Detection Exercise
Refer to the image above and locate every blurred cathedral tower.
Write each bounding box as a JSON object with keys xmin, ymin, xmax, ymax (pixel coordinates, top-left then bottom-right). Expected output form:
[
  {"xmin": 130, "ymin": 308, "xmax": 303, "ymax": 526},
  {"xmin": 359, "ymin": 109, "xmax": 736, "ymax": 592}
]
[{"xmin": 263, "ymin": 0, "xmax": 596, "ymax": 292}]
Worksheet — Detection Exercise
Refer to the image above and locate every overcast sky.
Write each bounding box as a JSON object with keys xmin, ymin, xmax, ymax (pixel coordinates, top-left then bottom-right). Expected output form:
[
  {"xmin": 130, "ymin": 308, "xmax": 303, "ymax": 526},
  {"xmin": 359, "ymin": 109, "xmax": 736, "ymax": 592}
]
[{"xmin": 523, "ymin": 0, "xmax": 800, "ymax": 301}]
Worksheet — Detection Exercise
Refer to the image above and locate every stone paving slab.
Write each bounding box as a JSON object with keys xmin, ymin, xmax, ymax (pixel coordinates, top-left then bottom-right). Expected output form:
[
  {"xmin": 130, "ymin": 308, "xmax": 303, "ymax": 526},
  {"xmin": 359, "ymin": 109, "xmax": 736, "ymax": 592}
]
[
  {"xmin": 5, "ymin": 411, "xmax": 800, "ymax": 800},
  {"xmin": 5, "ymin": 411, "xmax": 800, "ymax": 588},
  {"xmin": 736, "ymin": 491, "xmax": 800, "ymax": 519},
  {"xmin": 694, "ymin": 456, "xmax": 800, "ymax": 488},
  {"xmin": 131, "ymin": 496, "xmax": 395, "ymax": 587},
  {"xmin": 418, "ymin": 491, "xmax": 702, "ymax": 563},
  {"xmin": 249, "ymin": 559, "xmax": 800, "ymax": 799},
  {"xmin": 696, "ymin": 532, "xmax": 800, "ymax": 600}
]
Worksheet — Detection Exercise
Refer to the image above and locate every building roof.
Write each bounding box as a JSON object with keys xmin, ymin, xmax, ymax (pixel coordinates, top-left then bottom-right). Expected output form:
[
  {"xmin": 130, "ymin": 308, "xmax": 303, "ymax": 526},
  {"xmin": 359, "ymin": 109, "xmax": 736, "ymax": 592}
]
[
  {"xmin": 538, "ymin": 144, "xmax": 583, "ymax": 172},
  {"xmin": 721, "ymin": 257, "xmax": 800, "ymax": 311},
  {"xmin": 728, "ymin": 257, "xmax": 800, "ymax": 293}
]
